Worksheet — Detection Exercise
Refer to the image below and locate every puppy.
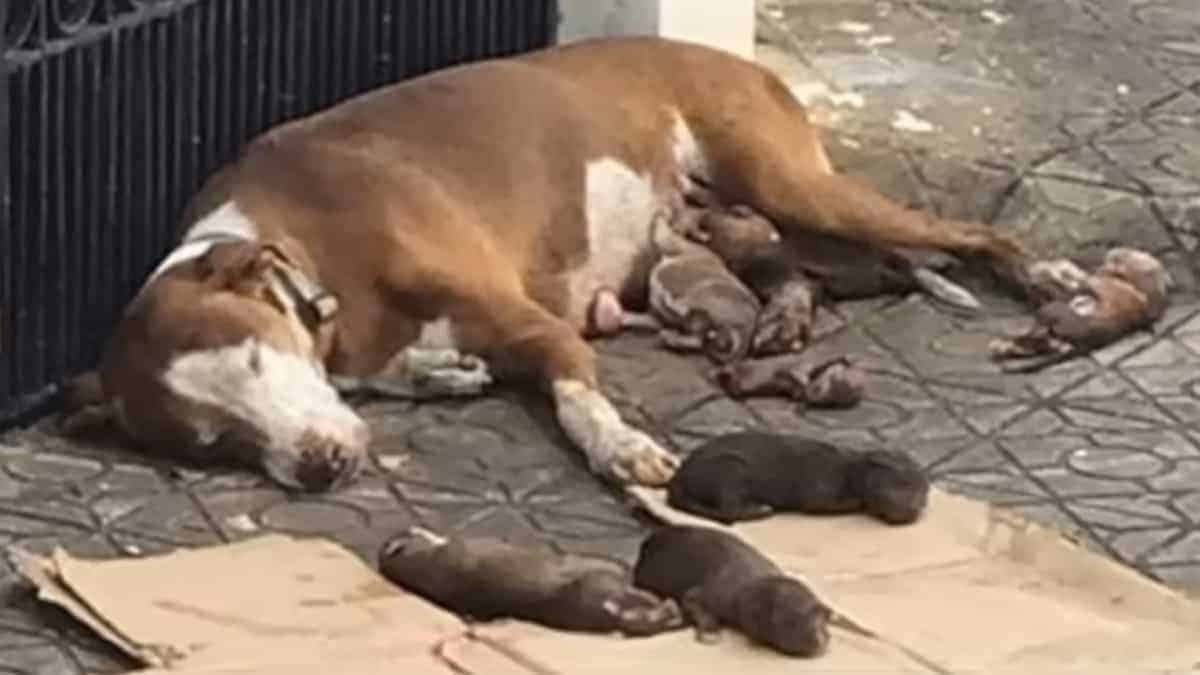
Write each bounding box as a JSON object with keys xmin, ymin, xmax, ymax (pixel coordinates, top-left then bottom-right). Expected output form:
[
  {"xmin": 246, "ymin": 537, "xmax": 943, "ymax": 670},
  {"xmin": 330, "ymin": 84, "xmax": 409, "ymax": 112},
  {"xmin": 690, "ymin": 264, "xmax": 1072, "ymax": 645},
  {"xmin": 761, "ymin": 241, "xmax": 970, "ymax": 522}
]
[
  {"xmin": 678, "ymin": 204, "xmax": 821, "ymax": 356},
  {"xmin": 681, "ymin": 202, "xmax": 982, "ymax": 355},
  {"xmin": 378, "ymin": 527, "xmax": 683, "ymax": 636},
  {"xmin": 714, "ymin": 354, "xmax": 867, "ymax": 409},
  {"xmin": 632, "ymin": 525, "xmax": 832, "ymax": 657},
  {"xmin": 991, "ymin": 247, "xmax": 1172, "ymax": 372},
  {"xmin": 590, "ymin": 210, "xmax": 773, "ymax": 364},
  {"xmin": 714, "ymin": 357, "xmax": 866, "ymax": 408},
  {"xmin": 666, "ymin": 431, "xmax": 929, "ymax": 525}
]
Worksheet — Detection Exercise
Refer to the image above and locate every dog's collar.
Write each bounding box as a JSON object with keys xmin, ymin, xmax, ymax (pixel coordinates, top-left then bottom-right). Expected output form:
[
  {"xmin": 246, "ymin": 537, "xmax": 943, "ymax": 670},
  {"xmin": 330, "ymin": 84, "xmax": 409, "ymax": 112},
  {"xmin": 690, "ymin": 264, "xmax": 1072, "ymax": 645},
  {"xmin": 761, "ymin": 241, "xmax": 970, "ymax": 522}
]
[
  {"xmin": 190, "ymin": 233, "xmax": 339, "ymax": 334},
  {"xmin": 264, "ymin": 255, "xmax": 339, "ymax": 334}
]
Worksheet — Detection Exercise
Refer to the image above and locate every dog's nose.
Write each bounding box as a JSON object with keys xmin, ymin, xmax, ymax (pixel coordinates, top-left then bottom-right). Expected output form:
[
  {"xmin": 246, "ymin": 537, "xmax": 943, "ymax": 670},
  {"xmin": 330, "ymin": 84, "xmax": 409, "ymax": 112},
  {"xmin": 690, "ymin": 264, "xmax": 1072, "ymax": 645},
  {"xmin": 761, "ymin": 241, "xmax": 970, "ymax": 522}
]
[{"xmin": 294, "ymin": 439, "xmax": 362, "ymax": 492}]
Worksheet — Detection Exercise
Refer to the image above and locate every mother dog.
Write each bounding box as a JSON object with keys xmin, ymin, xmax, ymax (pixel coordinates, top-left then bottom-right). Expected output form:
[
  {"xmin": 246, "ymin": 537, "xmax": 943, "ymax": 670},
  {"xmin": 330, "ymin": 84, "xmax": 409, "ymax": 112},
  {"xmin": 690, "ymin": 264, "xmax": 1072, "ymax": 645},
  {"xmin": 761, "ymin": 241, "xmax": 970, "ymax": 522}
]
[{"xmin": 87, "ymin": 37, "xmax": 1027, "ymax": 491}]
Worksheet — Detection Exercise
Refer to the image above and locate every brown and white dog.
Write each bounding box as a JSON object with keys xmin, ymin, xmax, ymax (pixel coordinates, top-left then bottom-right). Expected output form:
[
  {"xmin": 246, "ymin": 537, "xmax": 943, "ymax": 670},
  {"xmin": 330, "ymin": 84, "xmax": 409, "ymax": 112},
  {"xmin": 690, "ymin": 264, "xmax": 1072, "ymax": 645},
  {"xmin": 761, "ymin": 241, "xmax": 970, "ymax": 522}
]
[{"xmin": 79, "ymin": 37, "xmax": 1028, "ymax": 492}]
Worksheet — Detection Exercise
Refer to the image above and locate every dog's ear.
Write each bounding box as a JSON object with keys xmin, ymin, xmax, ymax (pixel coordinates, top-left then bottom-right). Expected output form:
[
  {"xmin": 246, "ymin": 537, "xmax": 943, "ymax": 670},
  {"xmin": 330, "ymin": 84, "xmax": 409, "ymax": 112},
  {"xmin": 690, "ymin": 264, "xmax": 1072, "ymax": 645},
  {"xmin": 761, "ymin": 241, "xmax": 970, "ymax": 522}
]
[{"xmin": 195, "ymin": 242, "xmax": 278, "ymax": 288}]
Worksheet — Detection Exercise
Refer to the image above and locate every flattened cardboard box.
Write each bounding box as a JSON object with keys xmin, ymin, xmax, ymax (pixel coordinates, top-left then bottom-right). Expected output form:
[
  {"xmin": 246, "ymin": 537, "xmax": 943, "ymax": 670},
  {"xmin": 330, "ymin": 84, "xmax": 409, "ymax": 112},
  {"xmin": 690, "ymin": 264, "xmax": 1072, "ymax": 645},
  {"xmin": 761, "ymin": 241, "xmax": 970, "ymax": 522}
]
[{"xmin": 10, "ymin": 488, "xmax": 1200, "ymax": 673}]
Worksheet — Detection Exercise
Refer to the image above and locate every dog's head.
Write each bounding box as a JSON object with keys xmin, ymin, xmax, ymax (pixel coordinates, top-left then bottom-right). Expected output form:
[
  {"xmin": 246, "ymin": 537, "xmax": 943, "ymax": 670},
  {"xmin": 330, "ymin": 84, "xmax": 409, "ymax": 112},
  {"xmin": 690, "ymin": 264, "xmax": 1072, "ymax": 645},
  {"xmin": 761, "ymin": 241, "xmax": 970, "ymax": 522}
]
[{"xmin": 99, "ymin": 239, "xmax": 368, "ymax": 492}]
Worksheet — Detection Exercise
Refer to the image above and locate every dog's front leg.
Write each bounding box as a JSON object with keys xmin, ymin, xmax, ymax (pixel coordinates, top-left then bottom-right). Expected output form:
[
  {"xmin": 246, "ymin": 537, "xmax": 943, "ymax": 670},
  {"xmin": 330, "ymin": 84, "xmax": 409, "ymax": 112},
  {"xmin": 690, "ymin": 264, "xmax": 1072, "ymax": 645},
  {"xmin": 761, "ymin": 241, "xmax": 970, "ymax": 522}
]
[{"xmin": 474, "ymin": 295, "xmax": 680, "ymax": 486}]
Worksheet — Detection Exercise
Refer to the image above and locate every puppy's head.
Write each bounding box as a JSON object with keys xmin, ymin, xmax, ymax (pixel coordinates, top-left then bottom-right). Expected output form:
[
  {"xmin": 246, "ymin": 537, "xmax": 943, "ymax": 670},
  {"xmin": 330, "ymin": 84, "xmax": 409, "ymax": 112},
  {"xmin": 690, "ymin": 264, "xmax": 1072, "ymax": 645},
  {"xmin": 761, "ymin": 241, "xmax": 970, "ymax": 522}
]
[
  {"xmin": 736, "ymin": 577, "xmax": 831, "ymax": 658},
  {"xmin": 803, "ymin": 358, "xmax": 866, "ymax": 409},
  {"xmin": 685, "ymin": 309, "xmax": 751, "ymax": 365},
  {"xmin": 1099, "ymin": 247, "xmax": 1173, "ymax": 303},
  {"xmin": 698, "ymin": 205, "xmax": 782, "ymax": 263},
  {"xmin": 855, "ymin": 450, "xmax": 929, "ymax": 525},
  {"xmin": 100, "ymin": 240, "xmax": 366, "ymax": 493}
]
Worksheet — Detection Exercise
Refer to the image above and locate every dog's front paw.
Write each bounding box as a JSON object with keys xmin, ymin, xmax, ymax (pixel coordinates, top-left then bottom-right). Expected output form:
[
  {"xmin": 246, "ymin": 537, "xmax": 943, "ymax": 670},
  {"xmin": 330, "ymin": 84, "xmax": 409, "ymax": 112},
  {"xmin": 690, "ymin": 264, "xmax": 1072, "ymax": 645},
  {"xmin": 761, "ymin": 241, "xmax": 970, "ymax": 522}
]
[
  {"xmin": 601, "ymin": 427, "xmax": 680, "ymax": 487},
  {"xmin": 402, "ymin": 348, "xmax": 493, "ymax": 397}
]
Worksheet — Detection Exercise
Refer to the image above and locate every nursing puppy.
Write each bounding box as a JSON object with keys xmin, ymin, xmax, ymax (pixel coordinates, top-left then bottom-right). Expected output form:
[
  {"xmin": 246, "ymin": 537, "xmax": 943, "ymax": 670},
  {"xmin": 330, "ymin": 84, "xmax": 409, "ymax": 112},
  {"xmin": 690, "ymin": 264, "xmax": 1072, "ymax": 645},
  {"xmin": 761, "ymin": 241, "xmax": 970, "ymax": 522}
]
[
  {"xmin": 378, "ymin": 527, "xmax": 682, "ymax": 636},
  {"xmin": 677, "ymin": 204, "xmax": 821, "ymax": 356},
  {"xmin": 991, "ymin": 247, "xmax": 1172, "ymax": 372},
  {"xmin": 590, "ymin": 210, "xmax": 773, "ymax": 364},
  {"xmin": 681, "ymin": 201, "xmax": 982, "ymax": 355},
  {"xmin": 666, "ymin": 431, "xmax": 929, "ymax": 525},
  {"xmin": 633, "ymin": 525, "xmax": 832, "ymax": 657}
]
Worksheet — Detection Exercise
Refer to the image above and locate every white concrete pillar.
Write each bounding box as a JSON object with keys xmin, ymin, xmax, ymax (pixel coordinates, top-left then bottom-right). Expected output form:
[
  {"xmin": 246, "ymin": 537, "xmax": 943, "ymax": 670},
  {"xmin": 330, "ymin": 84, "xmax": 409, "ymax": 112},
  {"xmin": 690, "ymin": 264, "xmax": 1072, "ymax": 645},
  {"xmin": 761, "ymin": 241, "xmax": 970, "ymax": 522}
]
[{"xmin": 556, "ymin": 0, "xmax": 756, "ymax": 60}]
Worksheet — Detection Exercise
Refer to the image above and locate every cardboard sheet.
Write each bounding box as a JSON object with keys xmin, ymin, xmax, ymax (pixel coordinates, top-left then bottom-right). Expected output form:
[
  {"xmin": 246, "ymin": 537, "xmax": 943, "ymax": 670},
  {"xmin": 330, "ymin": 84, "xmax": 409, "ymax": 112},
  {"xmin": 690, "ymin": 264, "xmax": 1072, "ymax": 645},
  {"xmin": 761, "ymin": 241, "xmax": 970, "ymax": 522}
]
[
  {"xmin": 10, "ymin": 488, "xmax": 1200, "ymax": 673},
  {"xmin": 8, "ymin": 534, "xmax": 470, "ymax": 672}
]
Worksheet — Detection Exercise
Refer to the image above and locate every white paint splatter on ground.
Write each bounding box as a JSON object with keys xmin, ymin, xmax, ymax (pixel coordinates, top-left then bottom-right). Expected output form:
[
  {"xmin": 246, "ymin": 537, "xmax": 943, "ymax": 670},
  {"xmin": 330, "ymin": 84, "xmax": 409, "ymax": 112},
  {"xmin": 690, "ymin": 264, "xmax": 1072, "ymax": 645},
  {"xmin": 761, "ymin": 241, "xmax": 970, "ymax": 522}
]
[
  {"xmin": 892, "ymin": 110, "xmax": 935, "ymax": 133},
  {"xmin": 836, "ymin": 21, "xmax": 873, "ymax": 34}
]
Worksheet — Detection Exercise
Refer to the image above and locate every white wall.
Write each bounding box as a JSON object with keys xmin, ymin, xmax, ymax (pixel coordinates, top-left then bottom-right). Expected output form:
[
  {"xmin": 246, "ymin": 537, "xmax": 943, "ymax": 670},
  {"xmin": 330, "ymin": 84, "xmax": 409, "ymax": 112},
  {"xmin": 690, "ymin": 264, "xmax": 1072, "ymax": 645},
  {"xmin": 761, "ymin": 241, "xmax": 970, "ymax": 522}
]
[{"xmin": 556, "ymin": 0, "xmax": 756, "ymax": 59}]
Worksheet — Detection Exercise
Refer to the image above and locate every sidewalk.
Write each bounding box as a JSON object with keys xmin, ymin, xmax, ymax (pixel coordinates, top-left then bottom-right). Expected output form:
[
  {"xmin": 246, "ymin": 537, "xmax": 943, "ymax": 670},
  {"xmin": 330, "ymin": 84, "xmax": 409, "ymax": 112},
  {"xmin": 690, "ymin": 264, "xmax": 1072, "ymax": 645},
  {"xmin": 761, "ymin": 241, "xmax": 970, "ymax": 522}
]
[{"xmin": 4, "ymin": 2, "xmax": 1200, "ymax": 672}]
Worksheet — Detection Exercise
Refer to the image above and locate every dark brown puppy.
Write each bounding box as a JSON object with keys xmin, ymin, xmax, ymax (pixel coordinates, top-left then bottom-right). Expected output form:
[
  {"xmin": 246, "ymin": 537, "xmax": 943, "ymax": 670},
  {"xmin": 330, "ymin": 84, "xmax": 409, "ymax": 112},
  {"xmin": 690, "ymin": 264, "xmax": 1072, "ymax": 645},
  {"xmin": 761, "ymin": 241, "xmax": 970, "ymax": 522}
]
[
  {"xmin": 666, "ymin": 431, "xmax": 928, "ymax": 526},
  {"xmin": 991, "ymin": 248, "xmax": 1172, "ymax": 372},
  {"xmin": 632, "ymin": 525, "xmax": 831, "ymax": 657},
  {"xmin": 378, "ymin": 527, "xmax": 682, "ymax": 636}
]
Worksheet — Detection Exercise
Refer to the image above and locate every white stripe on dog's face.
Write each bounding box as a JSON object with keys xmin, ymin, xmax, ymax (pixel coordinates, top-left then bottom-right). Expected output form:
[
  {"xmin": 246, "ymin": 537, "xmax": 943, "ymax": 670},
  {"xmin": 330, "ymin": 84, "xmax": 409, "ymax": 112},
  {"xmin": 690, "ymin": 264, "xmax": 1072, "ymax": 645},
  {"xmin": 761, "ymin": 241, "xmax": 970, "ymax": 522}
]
[{"xmin": 162, "ymin": 338, "xmax": 368, "ymax": 491}]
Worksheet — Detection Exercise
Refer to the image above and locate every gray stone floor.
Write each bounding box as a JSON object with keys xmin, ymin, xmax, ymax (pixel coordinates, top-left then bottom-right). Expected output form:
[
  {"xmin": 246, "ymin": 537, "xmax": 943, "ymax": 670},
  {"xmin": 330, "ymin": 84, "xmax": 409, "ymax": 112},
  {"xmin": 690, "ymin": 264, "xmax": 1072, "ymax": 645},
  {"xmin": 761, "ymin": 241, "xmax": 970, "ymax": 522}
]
[{"xmin": 5, "ymin": 1, "xmax": 1200, "ymax": 672}]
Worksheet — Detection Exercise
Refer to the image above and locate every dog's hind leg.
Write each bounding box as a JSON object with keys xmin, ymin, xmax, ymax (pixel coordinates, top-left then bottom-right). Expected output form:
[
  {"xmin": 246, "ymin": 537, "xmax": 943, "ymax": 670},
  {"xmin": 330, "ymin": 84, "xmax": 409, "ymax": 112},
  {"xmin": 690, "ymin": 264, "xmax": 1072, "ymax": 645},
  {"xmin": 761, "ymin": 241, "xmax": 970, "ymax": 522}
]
[{"xmin": 690, "ymin": 78, "xmax": 1032, "ymax": 292}]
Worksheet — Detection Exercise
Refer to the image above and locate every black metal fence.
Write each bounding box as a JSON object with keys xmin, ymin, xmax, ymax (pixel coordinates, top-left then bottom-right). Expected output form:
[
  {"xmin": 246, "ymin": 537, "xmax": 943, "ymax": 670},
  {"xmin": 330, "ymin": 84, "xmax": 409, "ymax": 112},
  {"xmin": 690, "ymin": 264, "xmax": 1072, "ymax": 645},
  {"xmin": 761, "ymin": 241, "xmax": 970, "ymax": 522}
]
[{"xmin": 1, "ymin": 0, "xmax": 560, "ymax": 423}]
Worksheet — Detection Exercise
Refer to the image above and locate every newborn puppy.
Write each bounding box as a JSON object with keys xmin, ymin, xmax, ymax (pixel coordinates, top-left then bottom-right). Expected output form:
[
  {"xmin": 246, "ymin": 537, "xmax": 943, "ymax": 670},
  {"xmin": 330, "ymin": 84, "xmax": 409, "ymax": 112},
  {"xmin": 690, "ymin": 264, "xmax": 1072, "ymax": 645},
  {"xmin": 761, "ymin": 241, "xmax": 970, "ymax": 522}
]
[
  {"xmin": 715, "ymin": 355, "xmax": 866, "ymax": 409},
  {"xmin": 681, "ymin": 204, "xmax": 981, "ymax": 355},
  {"xmin": 632, "ymin": 525, "xmax": 832, "ymax": 657},
  {"xmin": 679, "ymin": 205, "xmax": 820, "ymax": 356},
  {"xmin": 378, "ymin": 527, "xmax": 682, "ymax": 636},
  {"xmin": 666, "ymin": 431, "xmax": 928, "ymax": 525},
  {"xmin": 597, "ymin": 210, "xmax": 768, "ymax": 362},
  {"xmin": 991, "ymin": 248, "xmax": 1172, "ymax": 372}
]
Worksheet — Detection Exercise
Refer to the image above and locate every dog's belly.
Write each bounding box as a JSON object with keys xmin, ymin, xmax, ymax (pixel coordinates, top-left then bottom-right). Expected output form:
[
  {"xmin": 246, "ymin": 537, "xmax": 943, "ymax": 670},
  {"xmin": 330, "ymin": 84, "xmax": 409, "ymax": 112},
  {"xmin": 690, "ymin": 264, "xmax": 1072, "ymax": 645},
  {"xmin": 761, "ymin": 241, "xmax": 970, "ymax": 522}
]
[{"xmin": 564, "ymin": 156, "xmax": 673, "ymax": 327}]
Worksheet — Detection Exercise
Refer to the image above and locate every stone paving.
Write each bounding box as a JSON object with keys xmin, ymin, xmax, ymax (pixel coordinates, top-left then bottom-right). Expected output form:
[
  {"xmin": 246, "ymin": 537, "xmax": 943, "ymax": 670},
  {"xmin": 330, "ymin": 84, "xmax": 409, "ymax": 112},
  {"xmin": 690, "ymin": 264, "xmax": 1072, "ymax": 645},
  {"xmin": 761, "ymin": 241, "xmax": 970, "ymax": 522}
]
[{"xmin": 5, "ymin": 1, "xmax": 1200, "ymax": 672}]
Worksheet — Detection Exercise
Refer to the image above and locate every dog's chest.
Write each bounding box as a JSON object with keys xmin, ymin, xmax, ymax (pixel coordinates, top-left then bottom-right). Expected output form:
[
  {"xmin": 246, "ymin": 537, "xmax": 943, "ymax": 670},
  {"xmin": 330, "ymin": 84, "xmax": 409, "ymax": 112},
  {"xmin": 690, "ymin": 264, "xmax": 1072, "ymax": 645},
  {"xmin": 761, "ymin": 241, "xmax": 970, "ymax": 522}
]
[{"xmin": 565, "ymin": 114, "xmax": 709, "ymax": 321}]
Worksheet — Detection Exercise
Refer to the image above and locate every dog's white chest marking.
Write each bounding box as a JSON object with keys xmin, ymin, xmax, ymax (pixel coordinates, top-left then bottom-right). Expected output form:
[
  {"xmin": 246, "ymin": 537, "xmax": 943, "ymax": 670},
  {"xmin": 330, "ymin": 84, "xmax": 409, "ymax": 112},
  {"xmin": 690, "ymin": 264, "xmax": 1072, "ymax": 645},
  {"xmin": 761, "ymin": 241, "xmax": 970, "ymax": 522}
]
[
  {"xmin": 567, "ymin": 112, "xmax": 709, "ymax": 324},
  {"xmin": 572, "ymin": 157, "xmax": 659, "ymax": 306},
  {"xmin": 141, "ymin": 201, "xmax": 260, "ymax": 290},
  {"xmin": 670, "ymin": 111, "xmax": 711, "ymax": 187}
]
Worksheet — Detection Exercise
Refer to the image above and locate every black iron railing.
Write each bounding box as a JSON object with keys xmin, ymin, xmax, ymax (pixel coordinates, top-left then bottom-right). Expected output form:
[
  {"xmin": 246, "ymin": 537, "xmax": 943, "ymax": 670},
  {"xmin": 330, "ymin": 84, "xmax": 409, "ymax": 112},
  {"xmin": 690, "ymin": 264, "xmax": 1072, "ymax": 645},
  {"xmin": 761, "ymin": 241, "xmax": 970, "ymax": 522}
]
[{"xmin": 1, "ymin": 0, "xmax": 560, "ymax": 424}]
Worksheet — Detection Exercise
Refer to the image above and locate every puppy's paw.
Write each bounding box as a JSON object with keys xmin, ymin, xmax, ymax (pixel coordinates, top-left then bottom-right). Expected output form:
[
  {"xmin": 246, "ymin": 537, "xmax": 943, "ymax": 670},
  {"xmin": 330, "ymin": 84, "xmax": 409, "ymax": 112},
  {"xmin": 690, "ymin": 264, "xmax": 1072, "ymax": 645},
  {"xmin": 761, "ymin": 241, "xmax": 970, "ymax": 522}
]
[{"xmin": 606, "ymin": 592, "xmax": 684, "ymax": 636}]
